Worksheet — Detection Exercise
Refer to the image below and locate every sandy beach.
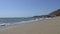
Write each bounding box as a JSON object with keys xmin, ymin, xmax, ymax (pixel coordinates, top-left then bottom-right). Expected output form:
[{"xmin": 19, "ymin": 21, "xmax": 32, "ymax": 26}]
[{"xmin": 0, "ymin": 17, "xmax": 60, "ymax": 34}]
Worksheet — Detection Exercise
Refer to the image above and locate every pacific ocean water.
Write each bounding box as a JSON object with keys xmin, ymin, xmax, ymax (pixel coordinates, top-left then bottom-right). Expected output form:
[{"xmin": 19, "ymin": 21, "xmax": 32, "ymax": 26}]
[
  {"xmin": 0, "ymin": 17, "xmax": 49, "ymax": 30},
  {"xmin": 0, "ymin": 17, "xmax": 37, "ymax": 30}
]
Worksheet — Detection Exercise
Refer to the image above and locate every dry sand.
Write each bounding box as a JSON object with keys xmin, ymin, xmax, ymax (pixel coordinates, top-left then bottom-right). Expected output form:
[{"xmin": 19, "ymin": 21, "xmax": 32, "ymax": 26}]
[{"xmin": 0, "ymin": 17, "xmax": 60, "ymax": 34}]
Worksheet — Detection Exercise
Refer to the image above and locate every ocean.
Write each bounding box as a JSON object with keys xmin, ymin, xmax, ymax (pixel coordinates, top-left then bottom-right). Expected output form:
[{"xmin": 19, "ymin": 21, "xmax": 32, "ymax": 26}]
[
  {"xmin": 0, "ymin": 17, "xmax": 51, "ymax": 30},
  {"xmin": 0, "ymin": 17, "xmax": 39, "ymax": 30}
]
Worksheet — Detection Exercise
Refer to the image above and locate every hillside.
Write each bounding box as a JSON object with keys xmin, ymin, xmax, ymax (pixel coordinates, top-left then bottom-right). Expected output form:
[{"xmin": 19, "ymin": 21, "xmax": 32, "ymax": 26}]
[{"xmin": 49, "ymin": 9, "xmax": 60, "ymax": 17}]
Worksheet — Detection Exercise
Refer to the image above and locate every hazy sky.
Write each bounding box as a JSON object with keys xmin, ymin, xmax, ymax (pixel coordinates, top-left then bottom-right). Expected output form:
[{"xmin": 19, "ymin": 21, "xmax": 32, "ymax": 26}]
[{"xmin": 0, "ymin": 0, "xmax": 60, "ymax": 17}]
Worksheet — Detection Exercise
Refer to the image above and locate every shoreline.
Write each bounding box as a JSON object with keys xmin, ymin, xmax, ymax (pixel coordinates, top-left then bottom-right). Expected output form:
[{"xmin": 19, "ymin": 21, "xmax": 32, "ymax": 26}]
[
  {"xmin": 0, "ymin": 18, "xmax": 41, "ymax": 30},
  {"xmin": 0, "ymin": 18, "xmax": 51, "ymax": 30},
  {"xmin": 0, "ymin": 17, "xmax": 59, "ymax": 34}
]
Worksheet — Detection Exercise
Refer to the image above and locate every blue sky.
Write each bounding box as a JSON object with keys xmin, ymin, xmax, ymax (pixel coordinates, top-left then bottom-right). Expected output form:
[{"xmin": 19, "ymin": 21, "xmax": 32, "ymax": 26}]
[{"xmin": 0, "ymin": 0, "xmax": 60, "ymax": 17}]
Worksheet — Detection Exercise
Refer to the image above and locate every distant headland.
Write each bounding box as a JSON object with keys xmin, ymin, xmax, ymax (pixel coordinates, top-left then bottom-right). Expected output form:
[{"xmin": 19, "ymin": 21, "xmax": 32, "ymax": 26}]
[{"xmin": 33, "ymin": 9, "xmax": 60, "ymax": 18}]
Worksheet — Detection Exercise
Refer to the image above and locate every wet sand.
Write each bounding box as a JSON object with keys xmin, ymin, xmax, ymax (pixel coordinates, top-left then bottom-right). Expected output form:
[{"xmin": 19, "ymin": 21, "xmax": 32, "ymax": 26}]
[{"xmin": 0, "ymin": 17, "xmax": 60, "ymax": 34}]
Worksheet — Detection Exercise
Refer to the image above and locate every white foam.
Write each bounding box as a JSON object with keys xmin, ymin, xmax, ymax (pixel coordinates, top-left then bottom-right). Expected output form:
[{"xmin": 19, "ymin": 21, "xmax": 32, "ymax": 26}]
[{"xmin": 0, "ymin": 23, "xmax": 11, "ymax": 26}]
